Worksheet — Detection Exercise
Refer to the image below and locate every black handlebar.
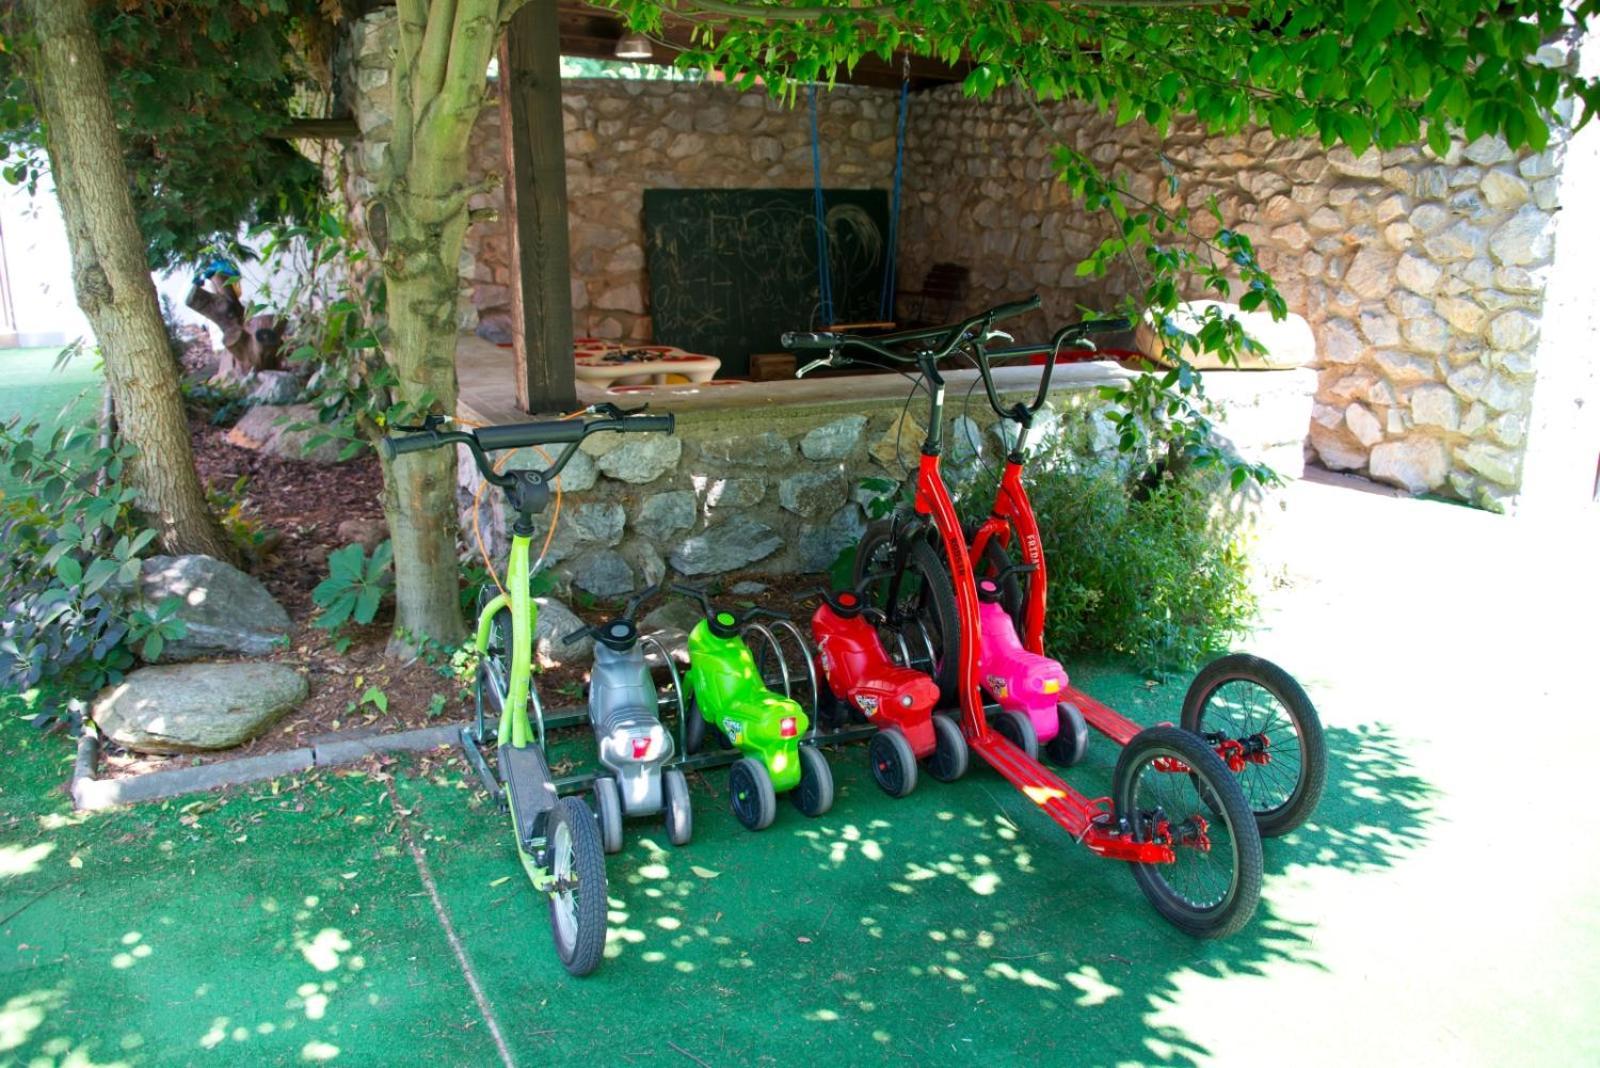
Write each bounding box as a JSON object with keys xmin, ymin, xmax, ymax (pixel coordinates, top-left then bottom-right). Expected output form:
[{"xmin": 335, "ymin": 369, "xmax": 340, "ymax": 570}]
[
  {"xmin": 381, "ymin": 406, "xmax": 674, "ymax": 491},
  {"xmin": 670, "ymin": 583, "xmax": 788, "ymax": 639}
]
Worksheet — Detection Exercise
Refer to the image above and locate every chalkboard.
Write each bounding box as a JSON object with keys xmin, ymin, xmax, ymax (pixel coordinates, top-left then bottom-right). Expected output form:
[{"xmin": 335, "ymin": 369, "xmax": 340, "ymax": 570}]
[{"xmin": 642, "ymin": 188, "xmax": 891, "ymax": 377}]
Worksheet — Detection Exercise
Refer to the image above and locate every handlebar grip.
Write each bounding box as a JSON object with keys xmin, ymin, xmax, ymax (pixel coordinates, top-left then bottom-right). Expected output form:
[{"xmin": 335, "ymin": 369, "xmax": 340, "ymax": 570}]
[
  {"xmin": 782, "ymin": 331, "xmax": 840, "ymax": 350},
  {"xmin": 619, "ymin": 413, "xmax": 674, "ymax": 434},
  {"xmin": 989, "ymin": 296, "xmax": 1043, "ymax": 322},
  {"xmin": 1076, "ymin": 317, "xmax": 1131, "ymax": 334},
  {"xmin": 382, "ymin": 434, "xmax": 437, "ymax": 459},
  {"xmin": 476, "ymin": 419, "xmax": 585, "ymax": 451}
]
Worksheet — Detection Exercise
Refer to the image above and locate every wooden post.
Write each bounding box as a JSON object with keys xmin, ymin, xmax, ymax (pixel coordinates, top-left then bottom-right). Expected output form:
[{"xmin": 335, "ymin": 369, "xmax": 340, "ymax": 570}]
[{"xmin": 499, "ymin": 0, "xmax": 576, "ymax": 413}]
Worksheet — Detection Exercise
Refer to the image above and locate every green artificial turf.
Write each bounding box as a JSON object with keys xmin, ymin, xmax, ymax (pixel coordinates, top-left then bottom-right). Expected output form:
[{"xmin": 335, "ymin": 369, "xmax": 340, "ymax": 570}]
[{"xmin": 0, "ymin": 345, "xmax": 103, "ymax": 498}]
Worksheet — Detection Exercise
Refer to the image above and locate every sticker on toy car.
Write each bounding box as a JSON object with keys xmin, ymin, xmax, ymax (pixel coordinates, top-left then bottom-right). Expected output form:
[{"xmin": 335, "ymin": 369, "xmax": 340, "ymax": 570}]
[{"xmin": 855, "ymin": 694, "xmax": 879, "ymax": 717}]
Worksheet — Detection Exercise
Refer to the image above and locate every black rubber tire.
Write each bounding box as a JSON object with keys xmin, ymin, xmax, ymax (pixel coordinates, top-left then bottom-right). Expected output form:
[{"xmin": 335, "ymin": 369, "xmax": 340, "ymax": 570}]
[
  {"xmin": 683, "ymin": 694, "xmax": 706, "ymax": 756},
  {"xmin": 1044, "ymin": 701, "xmax": 1090, "ymax": 767},
  {"xmin": 728, "ymin": 757, "xmax": 777, "ymax": 831},
  {"xmin": 855, "ymin": 520, "xmax": 963, "ymax": 705},
  {"xmin": 925, "ymin": 712, "xmax": 969, "ymax": 782},
  {"xmin": 992, "ymin": 709, "xmax": 1039, "ymax": 760},
  {"xmin": 593, "ymin": 776, "xmax": 624, "ymax": 855},
  {"xmin": 1181, "ymin": 654, "xmax": 1327, "ymax": 838},
  {"xmin": 663, "ymin": 768, "xmax": 693, "ymax": 847},
  {"xmin": 867, "ymin": 728, "xmax": 919, "ymax": 798},
  {"xmin": 545, "ymin": 796, "xmax": 608, "ymax": 977},
  {"xmin": 1113, "ymin": 725, "xmax": 1264, "ymax": 940},
  {"xmin": 791, "ymin": 746, "xmax": 835, "ymax": 817}
]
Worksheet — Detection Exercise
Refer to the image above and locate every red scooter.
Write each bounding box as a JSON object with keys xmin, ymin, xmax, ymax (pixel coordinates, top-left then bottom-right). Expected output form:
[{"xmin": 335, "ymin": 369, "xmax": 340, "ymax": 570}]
[
  {"xmin": 786, "ymin": 302, "xmax": 1267, "ymax": 939},
  {"xmin": 810, "ymin": 580, "xmax": 968, "ymax": 796}
]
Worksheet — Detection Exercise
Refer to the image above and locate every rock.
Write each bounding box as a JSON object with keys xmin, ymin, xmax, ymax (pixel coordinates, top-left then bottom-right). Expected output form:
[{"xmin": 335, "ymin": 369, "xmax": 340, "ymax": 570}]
[
  {"xmin": 566, "ymin": 503, "xmax": 626, "ymax": 546},
  {"xmin": 1409, "ymin": 204, "xmax": 1450, "ymax": 235},
  {"xmin": 506, "ymin": 445, "xmax": 597, "ymax": 492},
  {"xmin": 476, "ymin": 316, "xmax": 515, "ymax": 346},
  {"xmin": 729, "ymin": 580, "xmax": 768, "ymax": 595},
  {"xmin": 1409, "ymin": 384, "xmax": 1461, "ymax": 430},
  {"xmin": 636, "ymin": 490, "xmax": 696, "ymax": 540},
  {"xmin": 1328, "ymin": 146, "xmax": 1383, "ymax": 178},
  {"xmin": 1462, "ymin": 134, "xmax": 1512, "ymax": 166},
  {"xmin": 800, "ymin": 415, "xmax": 868, "ymax": 460},
  {"xmin": 699, "ymin": 431, "xmax": 792, "ymax": 467},
  {"xmin": 797, "ymin": 504, "xmax": 868, "ymax": 573},
  {"xmin": 623, "ymin": 541, "xmax": 667, "ymax": 588},
  {"xmin": 1318, "ymin": 318, "xmax": 1364, "ymax": 364},
  {"xmin": 870, "ymin": 412, "xmax": 924, "ymax": 470},
  {"xmin": 669, "ymin": 515, "xmax": 783, "ymax": 575},
  {"xmin": 1375, "ymin": 349, "xmax": 1438, "ymax": 385},
  {"xmin": 778, "ymin": 470, "xmax": 847, "ymax": 517},
  {"xmin": 640, "ymin": 598, "xmax": 702, "ymax": 646},
  {"xmin": 226, "ymin": 404, "xmax": 354, "ymax": 465},
  {"xmin": 1359, "ymin": 310, "xmax": 1402, "ymax": 347},
  {"xmin": 1434, "ymin": 297, "xmax": 1486, "ymax": 335},
  {"xmin": 1343, "ymin": 249, "xmax": 1392, "ymax": 300},
  {"xmin": 533, "ymin": 596, "xmax": 591, "ymax": 666},
  {"xmin": 335, "ymin": 517, "xmax": 388, "ymax": 552},
  {"xmin": 93, "ymin": 661, "xmax": 307, "ymax": 753},
  {"xmin": 573, "ymin": 550, "xmax": 635, "ymax": 598},
  {"xmin": 1423, "ymin": 220, "xmax": 1486, "ymax": 262},
  {"xmin": 1457, "ymin": 442, "xmax": 1520, "ymax": 487},
  {"xmin": 597, "ymin": 434, "xmax": 681, "ymax": 484},
  {"xmin": 1344, "ymin": 404, "xmax": 1383, "ymax": 446},
  {"xmin": 1489, "ymin": 206, "xmax": 1554, "ymax": 266},
  {"xmin": 701, "ymin": 477, "xmax": 765, "ymax": 512},
  {"xmin": 1479, "ymin": 169, "xmax": 1530, "ymax": 210},
  {"xmin": 1369, "ymin": 437, "xmax": 1449, "ymax": 492},
  {"xmin": 246, "ymin": 371, "xmax": 300, "ymax": 406},
  {"xmin": 950, "ymin": 416, "xmax": 984, "ymax": 463},
  {"xmin": 135, "ymin": 555, "xmax": 291, "ymax": 661},
  {"xmin": 1308, "ymin": 424, "xmax": 1368, "ymax": 471},
  {"xmin": 1488, "ymin": 310, "xmax": 1538, "ymax": 350},
  {"xmin": 1401, "ymin": 313, "xmax": 1451, "ymax": 356},
  {"xmin": 1395, "ymin": 254, "xmax": 1443, "ymax": 295}
]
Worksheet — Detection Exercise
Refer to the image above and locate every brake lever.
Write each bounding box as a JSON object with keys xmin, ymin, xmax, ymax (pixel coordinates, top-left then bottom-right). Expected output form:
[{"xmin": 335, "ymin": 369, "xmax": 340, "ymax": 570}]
[
  {"xmin": 984, "ymin": 329, "xmax": 1014, "ymax": 344},
  {"xmin": 795, "ymin": 356, "xmax": 836, "ymax": 378},
  {"xmin": 393, "ymin": 413, "xmax": 449, "ymax": 434},
  {"xmin": 588, "ymin": 401, "xmax": 647, "ymax": 418}
]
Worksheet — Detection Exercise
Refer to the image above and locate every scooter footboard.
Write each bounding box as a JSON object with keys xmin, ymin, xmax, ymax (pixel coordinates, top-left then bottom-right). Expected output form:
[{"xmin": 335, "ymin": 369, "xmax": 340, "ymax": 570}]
[{"xmin": 1063, "ymin": 684, "xmax": 1144, "ymax": 748}]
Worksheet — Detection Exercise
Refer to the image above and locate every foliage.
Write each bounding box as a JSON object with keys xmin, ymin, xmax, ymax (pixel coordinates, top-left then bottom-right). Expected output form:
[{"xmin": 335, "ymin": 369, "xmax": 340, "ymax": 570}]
[
  {"xmin": 609, "ymin": 0, "xmax": 1598, "ymax": 479},
  {"xmin": 0, "ymin": 0, "xmax": 327, "ymax": 271},
  {"xmin": 205, "ymin": 475, "xmax": 278, "ymax": 566},
  {"xmin": 963, "ymin": 451, "xmax": 1256, "ymax": 673},
  {"xmin": 312, "ymin": 540, "xmax": 394, "ymax": 651},
  {"xmin": 0, "ymin": 416, "xmax": 185, "ymax": 693},
  {"xmin": 181, "ymin": 378, "xmax": 251, "ymax": 428}
]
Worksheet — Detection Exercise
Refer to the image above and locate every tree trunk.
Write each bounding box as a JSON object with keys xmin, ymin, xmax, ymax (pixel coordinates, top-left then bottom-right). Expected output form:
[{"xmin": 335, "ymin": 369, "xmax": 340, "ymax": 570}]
[{"xmin": 26, "ymin": 0, "xmax": 233, "ymax": 561}]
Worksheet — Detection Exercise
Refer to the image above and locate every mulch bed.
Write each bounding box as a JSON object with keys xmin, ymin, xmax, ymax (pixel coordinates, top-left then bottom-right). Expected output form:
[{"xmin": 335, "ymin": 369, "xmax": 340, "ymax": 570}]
[{"xmin": 99, "ymin": 392, "xmax": 818, "ymax": 781}]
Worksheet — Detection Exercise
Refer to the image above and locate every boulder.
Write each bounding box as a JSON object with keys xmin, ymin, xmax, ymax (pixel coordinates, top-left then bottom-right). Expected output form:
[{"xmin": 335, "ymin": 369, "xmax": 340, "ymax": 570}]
[
  {"xmin": 596, "ymin": 434, "xmax": 681, "ymax": 484},
  {"xmin": 533, "ymin": 596, "xmax": 592, "ymax": 666},
  {"xmin": 799, "ymin": 416, "xmax": 867, "ymax": 460},
  {"xmin": 245, "ymin": 371, "xmax": 301, "ymax": 407},
  {"xmin": 226, "ymin": 404, "xmax": 354, "ymax": 465},
  {"xmin": 93, "ymin": 661, "xmax": 307, "ymax": 753},
  {"xmin": 136, "ymin": 555, "xmax": 291, "ymax": 661},
  {"xmin": 669, "ymin": 515, "xmax": 783, "ymax": 575},
  {"xmin": 335, "ymin": 517, "xmax": 389, "ymax": 552}
]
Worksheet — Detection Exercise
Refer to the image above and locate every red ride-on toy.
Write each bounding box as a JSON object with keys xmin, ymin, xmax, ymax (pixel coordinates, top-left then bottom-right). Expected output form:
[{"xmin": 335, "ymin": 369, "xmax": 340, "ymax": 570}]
[{"xmin": 810, "ymin": 581, "xmax": 969, "ymax": 797}]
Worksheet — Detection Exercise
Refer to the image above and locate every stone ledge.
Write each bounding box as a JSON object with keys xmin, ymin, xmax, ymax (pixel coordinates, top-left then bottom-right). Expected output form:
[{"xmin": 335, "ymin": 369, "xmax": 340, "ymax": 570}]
[{"xmin": 70, "ymin": 722, "xmax": 467, "ymax": 812}]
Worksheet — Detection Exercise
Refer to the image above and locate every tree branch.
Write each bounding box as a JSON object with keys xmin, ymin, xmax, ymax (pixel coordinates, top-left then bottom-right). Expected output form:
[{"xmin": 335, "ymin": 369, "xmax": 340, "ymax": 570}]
[{"xmin": 416, "ymin": 0, "xmax": 460, "ymax": 104}]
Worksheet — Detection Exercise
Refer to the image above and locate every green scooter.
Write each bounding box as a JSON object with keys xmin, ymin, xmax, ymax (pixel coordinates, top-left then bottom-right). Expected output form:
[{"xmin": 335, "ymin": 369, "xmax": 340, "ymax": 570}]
[{"xmin": 673, "ymin": 585, "xmax": 835, "ymax": 830}]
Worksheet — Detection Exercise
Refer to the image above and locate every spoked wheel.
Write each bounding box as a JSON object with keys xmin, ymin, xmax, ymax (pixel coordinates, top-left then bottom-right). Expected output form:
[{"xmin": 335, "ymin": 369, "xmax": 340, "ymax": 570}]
[
  {"xmin": 545, "ymin": 796, "xmax": 608, "ymax": 976},
  {"xmin": 856, "ymin": 520, "xmax": 962, "ymax": 705},
  {"xmin": 1113, "ymin": 726, "xmax": 1263, "ymax": 940},
  {"xmin": 991, "ymin": 709, "xmax": 1039, "ymax": 760},
  {"xmin": 1044, "ymin": 701, "xmax": 1090, "ymax": 767},
  {"xmin": 868, "ymin": 729, "xmax": 918, "ymax": 798},
  {"xmin": 663, "ymin": 768, "xmax": 693, "ymax": 847},
  {"xmin": 593, "ymin": 776, "xmax": 623, "ymax": 855},
  {"xmin": 1181, "ymin": 654, "xmax": 1327, "ymax": 837},
  {"xmin": 791, "ymin": 746, "xmax": 835, "ymax": 816},
  {"xmin": 728, "ymin": 757, "xmax": 777, "ymax": 831},
  {"xmin": 924, "ymin": 713, "xmax": 969, "ymax": 782}
]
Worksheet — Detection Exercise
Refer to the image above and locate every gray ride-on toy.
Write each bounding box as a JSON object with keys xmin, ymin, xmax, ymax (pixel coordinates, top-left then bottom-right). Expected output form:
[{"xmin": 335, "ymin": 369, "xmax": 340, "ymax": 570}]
[{"xmin": 564, "ymin": 584, "xmax": 693, "ymax": 852}]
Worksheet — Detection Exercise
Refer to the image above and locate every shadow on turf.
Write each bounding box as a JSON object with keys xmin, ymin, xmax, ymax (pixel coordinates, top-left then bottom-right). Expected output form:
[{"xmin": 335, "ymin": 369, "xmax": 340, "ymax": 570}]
[{"xmin": 592, "ymin": 722, "xmax": 1432, "ymax": 1066}]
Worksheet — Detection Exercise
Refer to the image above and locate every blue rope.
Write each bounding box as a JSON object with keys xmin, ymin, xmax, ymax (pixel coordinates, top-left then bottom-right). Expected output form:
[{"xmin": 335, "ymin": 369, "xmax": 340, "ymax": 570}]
[
  {"xmin": 879, "ymin": 75, "xmax": 909, "ymax": 322},
  {"xmin": 808, "ymin": 83, "xmax": 835, "ymax": 326}
]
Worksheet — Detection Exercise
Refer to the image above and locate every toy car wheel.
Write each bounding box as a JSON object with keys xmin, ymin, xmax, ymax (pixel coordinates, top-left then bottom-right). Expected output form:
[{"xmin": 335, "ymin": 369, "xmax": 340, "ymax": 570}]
[
  {"xmin": 791, "ymin": 745, "xmax": 835, "ymax": 817},
  {"xmin": 924, "ymin": 712, "xmax": 969, "ymax": 782},
  {"xmin": 683, "ymin": 695, "xmax": 706, "ymax": 755},
  {"xmin": 992, "ymin": 710, "xmax": 1039, "ymax": 760},
  {"xmin": 593, "ymin": 776, "xmax": 624, "ymax": 855},
  {"xmin": 1114, "ymin": 725, "xmax": 1263, "ymax": 940},
  {"xmin": 1044, "ymin": 701, "xmax": 1090, "ymax": 767},
  {"xmin": 545, "ymin": 795, "xmax": 608, "ymax": 977},
  {"xmin": 728, "ymin": 757, "xmax": 777, "ymax": 831},
  {"xmin": 868, "ymin": 729, "xmax": 918, "ymax": 798},
  {"xmin": 1181, "ymin": 654, "xmax": 1327, "ymax": 837},
  {"xmin": 663, "ymin": 768, "xmax": 693, "ymax": 847}
]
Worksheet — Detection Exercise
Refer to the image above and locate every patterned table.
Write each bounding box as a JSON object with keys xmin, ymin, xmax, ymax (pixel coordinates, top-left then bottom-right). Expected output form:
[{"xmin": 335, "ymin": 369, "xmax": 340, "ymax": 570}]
[{"xmin": 573, "ymin": 339, "xmax": 722, "ymax": 387}]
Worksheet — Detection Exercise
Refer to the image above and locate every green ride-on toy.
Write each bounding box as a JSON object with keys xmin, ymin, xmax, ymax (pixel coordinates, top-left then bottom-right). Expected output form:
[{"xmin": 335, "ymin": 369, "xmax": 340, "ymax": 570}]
[{"xmin": 672, "ymin": 584, "xmax": 835, "ymax": 831}]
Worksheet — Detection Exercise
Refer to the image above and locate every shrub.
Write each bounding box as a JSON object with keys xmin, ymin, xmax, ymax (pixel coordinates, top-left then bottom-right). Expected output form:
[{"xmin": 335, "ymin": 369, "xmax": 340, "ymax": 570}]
[
  {"xmin": 1002, "ymin": 453, "xmax": 1256, "ymax": 673},
  {"xmin": 0, "ymin": 416, "xmax": 185, "ymax": 694},
  {"xmin": 311, "ymin": 541, "xmax": 393, "ymax": 652}
]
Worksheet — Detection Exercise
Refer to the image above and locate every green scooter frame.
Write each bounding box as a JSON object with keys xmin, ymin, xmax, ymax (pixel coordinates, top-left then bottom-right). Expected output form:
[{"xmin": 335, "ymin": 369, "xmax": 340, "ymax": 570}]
[
  {"xmin": 383, "ymin": 407, "xmax": 673, "ymax": 977},
  {"xmin": 672, "ymin": 585, "xmax": 836, "ymax": 831}
]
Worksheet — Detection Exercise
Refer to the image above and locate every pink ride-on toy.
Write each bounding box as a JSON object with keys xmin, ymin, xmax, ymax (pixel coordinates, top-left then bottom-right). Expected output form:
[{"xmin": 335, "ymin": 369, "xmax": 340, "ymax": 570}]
[{"xmin": 973, "ymin": 574, "xmax": 1089, "ymax": 765}]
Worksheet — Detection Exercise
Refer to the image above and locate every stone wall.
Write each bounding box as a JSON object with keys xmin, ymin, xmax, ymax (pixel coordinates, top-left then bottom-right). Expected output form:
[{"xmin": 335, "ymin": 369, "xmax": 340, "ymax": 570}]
[
  {"xmin": 901, "ymin": 82, "xmax": 1576, "ymax": 510},
  {"xmin": 339, "ymin": 9, "xmax": 899, "ymax": 343}
]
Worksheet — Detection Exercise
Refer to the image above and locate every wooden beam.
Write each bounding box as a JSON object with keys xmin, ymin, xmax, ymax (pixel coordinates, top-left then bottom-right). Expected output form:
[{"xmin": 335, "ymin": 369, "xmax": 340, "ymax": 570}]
[{"xmin": 500, "ymin": 0, "xmax": 577, "ymax": 414}]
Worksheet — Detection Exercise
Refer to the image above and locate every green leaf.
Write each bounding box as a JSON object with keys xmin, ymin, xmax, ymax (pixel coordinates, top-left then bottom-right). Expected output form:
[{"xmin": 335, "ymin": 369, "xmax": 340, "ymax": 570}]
[
  {"xmin": 55, "ymin": 556, "xmax": 82, "ymax": 586},
  {"xmin": 142, "ymin": 632, "xmax": 165, "ymax": 663},
  {"xmin": 361, "ymin": 686, "xmax": 388, "ymax": 713}
]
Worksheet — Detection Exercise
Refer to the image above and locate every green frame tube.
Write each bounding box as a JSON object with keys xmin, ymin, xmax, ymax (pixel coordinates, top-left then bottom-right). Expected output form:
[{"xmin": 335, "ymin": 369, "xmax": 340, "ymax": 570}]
[{"xmin": 474, "ymin": 530, "xmax": 538, "ymax": 750}]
